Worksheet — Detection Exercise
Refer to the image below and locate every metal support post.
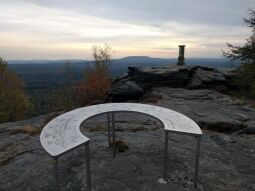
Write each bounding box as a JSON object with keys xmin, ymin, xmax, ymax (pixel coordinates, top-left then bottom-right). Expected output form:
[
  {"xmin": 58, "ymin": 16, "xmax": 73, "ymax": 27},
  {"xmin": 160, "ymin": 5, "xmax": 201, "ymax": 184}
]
[
  {"xmin": 163, "ymin": 130, "xmax": 168, "ymax": 181},
  {"xmin": 112, "ymin": 112, "xmax": 116, "ymax": 157},
  {"xmin": 85, "ymin": 142, "xmax": 91, "ymax": 191},
  {"xmin": 107, "ymin": 113, "xmax": 111, "ymax": 147},
  {"xmin": 194, "ymin": 136, "xmax": 201, "ymax": 189},
  {"xmin": 53, "ymin": 157, "xmax": 60, "ymax": 191},
  {"xmin": 159, "ymin": 130, "xmax": 168, "ymax": 184}
]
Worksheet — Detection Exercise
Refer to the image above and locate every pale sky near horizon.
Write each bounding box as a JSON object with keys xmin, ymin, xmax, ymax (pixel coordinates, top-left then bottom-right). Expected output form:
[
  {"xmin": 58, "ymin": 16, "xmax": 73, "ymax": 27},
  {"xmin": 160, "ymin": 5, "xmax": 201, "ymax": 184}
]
[{"xmin": 0, "ymin": 0, "xmax": 254, "ymax": 60}]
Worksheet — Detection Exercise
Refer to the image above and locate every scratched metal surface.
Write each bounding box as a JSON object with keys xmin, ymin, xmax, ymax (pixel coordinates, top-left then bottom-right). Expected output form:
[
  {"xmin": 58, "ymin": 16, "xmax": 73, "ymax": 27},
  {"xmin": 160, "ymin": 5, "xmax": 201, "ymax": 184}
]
[{"xmin": 40, "ymin": 103, "xmax": 202, "ymax": 157}]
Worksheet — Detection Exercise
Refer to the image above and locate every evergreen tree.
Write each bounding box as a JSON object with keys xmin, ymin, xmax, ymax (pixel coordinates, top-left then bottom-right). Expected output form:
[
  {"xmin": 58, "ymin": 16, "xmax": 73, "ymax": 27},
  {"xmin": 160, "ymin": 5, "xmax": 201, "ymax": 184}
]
[
  {"xmin": 223, "ymin": 9, "xmax": 255, "ymax": 64},
  {"xmin": 223, "ymin": 9, "xmax": 255, "ymax": 97}
]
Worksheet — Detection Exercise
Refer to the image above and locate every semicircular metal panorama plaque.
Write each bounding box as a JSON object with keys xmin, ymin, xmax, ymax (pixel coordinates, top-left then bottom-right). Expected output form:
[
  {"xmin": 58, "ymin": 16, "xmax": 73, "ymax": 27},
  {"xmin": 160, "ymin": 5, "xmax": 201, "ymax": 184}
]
[{"xmin": 40, "ymin": 103, "xmax": 202, "ymax": 191}]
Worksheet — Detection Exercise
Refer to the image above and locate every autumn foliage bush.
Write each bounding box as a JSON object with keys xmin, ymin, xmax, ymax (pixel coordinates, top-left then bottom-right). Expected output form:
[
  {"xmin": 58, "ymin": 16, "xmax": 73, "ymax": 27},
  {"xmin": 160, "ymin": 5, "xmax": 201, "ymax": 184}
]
[
  {"xmin": 76, "ymin": 45, "xmax": 112, "ymax": 105},
  {"xmin": 76, "ymin": 70, "xmax": 111, "ymax": 105}
]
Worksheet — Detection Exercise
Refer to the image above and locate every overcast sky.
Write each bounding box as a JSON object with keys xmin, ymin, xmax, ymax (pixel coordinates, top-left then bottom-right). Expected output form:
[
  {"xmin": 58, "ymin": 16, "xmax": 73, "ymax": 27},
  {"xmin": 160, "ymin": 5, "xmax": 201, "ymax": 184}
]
[{"xmin": 0, "ymin": 0, "xmax": 254, "ymax": 59}]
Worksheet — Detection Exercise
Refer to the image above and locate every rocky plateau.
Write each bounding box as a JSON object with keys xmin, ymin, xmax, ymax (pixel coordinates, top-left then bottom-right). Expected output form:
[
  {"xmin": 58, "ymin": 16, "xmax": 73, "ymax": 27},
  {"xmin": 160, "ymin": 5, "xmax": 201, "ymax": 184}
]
[{"xmin": 0, "ymin": 65, "xmax": 254, "ymax": 191}]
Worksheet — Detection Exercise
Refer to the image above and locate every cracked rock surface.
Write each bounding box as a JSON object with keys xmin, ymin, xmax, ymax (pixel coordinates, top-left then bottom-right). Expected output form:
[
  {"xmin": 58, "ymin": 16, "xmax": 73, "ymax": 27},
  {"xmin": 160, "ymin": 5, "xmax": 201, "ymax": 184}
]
[
  {"xmin": 142, "ymin": 87, "xmax": 255, "ymax": 134},
  {"xmin": 0, "ymin": 110, "xmax": 255, "ymax": 191}
]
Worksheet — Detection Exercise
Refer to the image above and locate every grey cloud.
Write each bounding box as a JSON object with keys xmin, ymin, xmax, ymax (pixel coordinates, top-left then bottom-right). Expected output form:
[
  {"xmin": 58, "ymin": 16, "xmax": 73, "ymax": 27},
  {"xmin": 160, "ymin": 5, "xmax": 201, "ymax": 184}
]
[
  {"xmin": 18, "ymin": 0, "xmax": 255, "ymax": 27},
  {"xmin": 0, "ymin": 0, "xmax": 254, "ymax": 59}
]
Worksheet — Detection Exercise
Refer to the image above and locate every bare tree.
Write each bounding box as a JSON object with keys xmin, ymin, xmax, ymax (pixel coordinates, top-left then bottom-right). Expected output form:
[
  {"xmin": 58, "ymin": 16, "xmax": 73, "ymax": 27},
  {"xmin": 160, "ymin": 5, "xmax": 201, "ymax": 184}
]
[{"xmin": 76, "ymin": 44, "xmax": 113, "ymax": 105}]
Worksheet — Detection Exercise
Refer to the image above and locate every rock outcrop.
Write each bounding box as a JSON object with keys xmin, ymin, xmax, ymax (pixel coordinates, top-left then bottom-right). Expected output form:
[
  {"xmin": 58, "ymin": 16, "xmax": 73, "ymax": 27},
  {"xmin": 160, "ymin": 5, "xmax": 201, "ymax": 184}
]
[
  {"xmin": 109, "ymin": 66, "xmax": 255, "ymax": 134},
  {"xmin": 109, "ymin": 73, "xmax": 144, "ymax": 101},
  {"xmin": 110, "ymin": 65, "xmax": 236, "ymax": 101},
  {"xmin": 128, "ymin": 66, "xmax": 191, "ymax": 89},
  {"xmin": 187, "ymin": 66, "xmax": 226, "ymax": 89}
]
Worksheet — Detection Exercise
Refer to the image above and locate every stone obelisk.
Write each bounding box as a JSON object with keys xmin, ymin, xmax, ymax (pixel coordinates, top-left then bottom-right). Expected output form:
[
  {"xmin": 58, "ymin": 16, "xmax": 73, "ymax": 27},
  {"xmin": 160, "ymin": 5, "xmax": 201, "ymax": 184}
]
[{"xmin": 177, "ymin": 45, "xmax": 185, "ymax": 66}]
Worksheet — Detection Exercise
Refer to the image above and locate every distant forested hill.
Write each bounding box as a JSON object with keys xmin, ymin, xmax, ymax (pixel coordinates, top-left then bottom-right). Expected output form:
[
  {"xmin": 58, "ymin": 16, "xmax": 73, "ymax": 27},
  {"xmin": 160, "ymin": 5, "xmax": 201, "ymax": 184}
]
[{"xmin": 8, "ymin": 57, "xmax": 230, "ymax": 87}]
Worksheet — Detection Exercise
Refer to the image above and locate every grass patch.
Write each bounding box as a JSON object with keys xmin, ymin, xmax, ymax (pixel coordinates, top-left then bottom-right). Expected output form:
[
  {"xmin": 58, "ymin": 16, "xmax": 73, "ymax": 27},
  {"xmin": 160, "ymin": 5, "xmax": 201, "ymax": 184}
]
[
  {"xmin": 141, "ymin": 93, "xmax": 162, "ymax": 103},
  {"xmin": 89, "ymin": 125, "xmax": 107, "ymax": 132},
  {"xmin": 108, "ymin": 140, "xmax": 129, "ymax": 152},
  {"xmin": 9, "ymin": 125, "xmax": 41, "ymax": 136},
  {"xmin": 116, "ymin": 140, "xmax": 129, "ymax": 152},
  {"xmin": 199, "ymin": 121, "xmax": 247, "ymax": 133},
  {"xmin": 8, "ymin": 113, "xmax": 62, "ymax": 136}
]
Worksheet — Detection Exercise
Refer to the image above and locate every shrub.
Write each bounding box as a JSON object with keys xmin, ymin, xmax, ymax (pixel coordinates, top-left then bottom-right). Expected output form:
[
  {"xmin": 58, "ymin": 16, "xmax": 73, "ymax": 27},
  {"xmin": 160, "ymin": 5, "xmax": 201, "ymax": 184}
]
[
  {"xmin": 76, "ymin": 44, "xmax": 112, "ymax": 105},
  {"xmin": 0, "ymin": 57, "xmax": 30, "ymax": 123}
]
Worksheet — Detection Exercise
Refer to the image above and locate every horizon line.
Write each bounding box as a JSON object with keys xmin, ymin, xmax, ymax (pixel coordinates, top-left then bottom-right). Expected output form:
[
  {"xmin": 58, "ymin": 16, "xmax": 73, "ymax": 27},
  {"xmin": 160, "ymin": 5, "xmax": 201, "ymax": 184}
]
[{"xmin": 7, "ymin": 56, "xmax": 224, "ymax": 62}]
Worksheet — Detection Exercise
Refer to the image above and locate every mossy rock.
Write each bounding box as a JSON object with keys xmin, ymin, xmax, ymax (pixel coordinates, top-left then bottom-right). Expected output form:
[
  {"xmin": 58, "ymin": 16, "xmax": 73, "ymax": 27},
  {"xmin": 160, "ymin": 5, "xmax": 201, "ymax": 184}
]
[{"xmin": 116, "ymin": 140, "xmax": 129, "ymax": 152}]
